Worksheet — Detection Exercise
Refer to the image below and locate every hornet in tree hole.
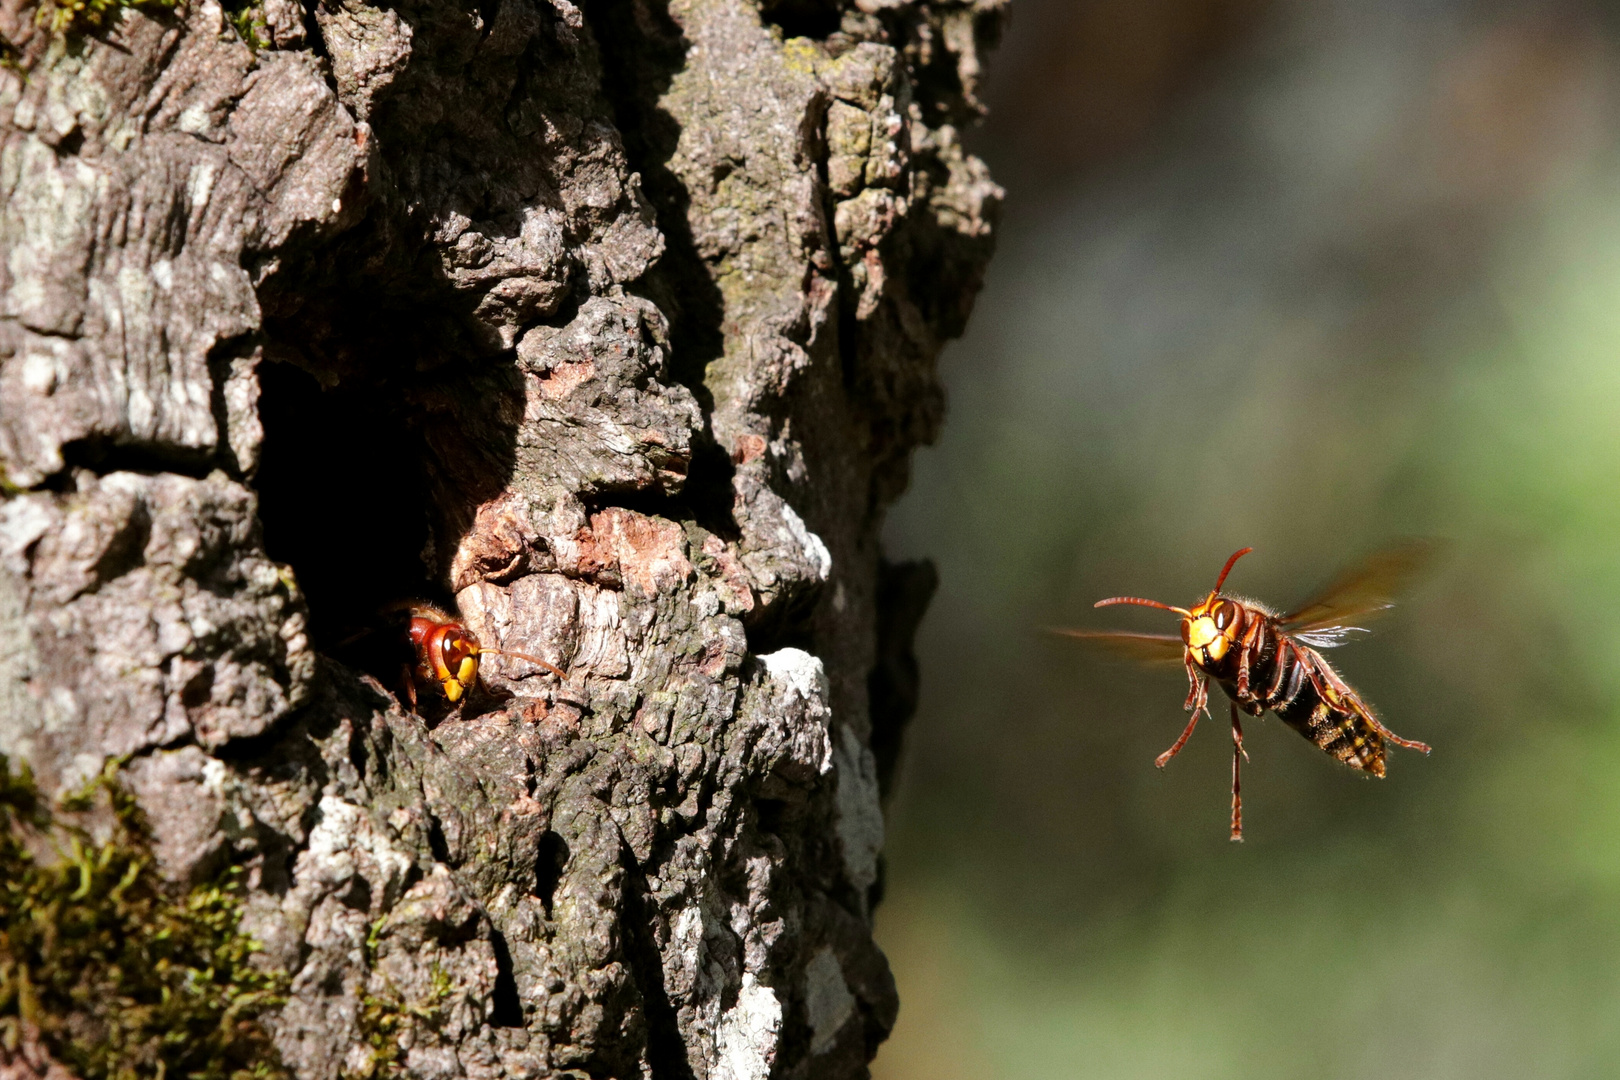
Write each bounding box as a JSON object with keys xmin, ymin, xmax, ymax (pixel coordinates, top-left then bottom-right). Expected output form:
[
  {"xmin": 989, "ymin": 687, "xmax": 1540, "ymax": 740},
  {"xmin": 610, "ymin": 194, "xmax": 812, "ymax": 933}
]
[
  {"xmin": 386, "ymin": 601, "xmax": 566, "ymax": 710},
  {"xmin": 1056, "ymin": 542, "xmax": 1435, "ymax": 841}
]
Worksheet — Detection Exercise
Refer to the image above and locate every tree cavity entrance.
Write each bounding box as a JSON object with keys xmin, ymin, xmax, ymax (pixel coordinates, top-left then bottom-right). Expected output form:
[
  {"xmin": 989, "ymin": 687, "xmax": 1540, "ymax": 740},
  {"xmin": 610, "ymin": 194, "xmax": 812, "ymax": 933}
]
[{"xmin": 254, "ymin": 360, "xmax": 436, "ymax": 653}]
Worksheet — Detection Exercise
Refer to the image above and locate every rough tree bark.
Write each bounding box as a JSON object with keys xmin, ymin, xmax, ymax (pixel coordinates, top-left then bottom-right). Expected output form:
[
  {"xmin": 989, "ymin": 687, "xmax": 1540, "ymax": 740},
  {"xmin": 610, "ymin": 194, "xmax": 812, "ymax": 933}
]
[{"xmin": 0, "ymin": 0, "xmax": 1000, "ymax": 1073}]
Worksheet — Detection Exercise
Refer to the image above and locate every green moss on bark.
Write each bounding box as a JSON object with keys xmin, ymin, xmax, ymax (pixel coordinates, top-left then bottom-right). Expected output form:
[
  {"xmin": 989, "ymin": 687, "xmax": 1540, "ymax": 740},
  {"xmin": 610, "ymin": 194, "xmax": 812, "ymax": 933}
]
[
  {"xmin": 342, "ymin": 921, "xmax": 456, "ymax": 1080},
  {"xmin": 28, "ymin": 0, "xmax": 171, "ymax": 36},
  {"xmin": 0, "ymin": 756, "xmax": 289, "ymax": 1080},
  {"xmin": 2, "ymin": 0, "xmax": 270, "ymax": 68}
]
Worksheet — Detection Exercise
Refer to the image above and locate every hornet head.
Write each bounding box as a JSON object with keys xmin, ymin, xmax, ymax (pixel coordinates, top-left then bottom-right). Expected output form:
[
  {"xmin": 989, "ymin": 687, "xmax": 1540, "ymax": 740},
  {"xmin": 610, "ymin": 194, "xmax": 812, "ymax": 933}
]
[
  {"xmin": 1093, "ymin": 546, "xmax": 1254, "ymax": 670},
  {"xmin": 426, "ymin": 622, "xmax": 482, "ymax": 702}
]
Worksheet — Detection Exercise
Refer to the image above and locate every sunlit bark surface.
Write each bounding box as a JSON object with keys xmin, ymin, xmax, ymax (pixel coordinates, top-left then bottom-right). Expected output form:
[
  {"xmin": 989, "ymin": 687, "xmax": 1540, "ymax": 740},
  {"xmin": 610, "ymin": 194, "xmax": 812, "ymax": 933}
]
[{"xmin": 0, "ymin": 0, "xmax": 1000, "ymax": 1074}]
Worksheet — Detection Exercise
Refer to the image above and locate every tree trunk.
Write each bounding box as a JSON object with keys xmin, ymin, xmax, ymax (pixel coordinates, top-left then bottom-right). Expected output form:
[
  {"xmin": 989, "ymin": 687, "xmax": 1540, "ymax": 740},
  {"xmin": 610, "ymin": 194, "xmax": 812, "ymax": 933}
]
[{"xmin": 0, "ymin": 0, "xmax": 1000, "ymax": 1073}]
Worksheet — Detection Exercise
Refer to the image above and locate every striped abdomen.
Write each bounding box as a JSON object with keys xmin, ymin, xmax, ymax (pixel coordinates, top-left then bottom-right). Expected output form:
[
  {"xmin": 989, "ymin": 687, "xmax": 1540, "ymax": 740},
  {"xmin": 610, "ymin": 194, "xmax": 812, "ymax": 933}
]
[{"xmin": 1209, "ymin": 613, "xmax": 1387, "ymax": 777}]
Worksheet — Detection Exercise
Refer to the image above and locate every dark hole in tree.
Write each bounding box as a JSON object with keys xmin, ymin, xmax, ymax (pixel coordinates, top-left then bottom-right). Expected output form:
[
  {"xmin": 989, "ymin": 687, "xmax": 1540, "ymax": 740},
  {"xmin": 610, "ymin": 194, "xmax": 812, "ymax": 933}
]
[
  {"xmin": 345, "ymin": 718, "xmax": 369, "ymax": 777},
  {"xmin": 755, "ymin": 797, "xmax": 788, "ymax": 837},
  {"xmin": 757, "ymin": 0, "xmax": 842, "ymax": 39},
  {"xmin": 339, "ymin": 873, "xmax": 373, "ymax": 913},
  {"xmin": 255, "ymin": 361, "xmax": 438, "ymax": 651},
  {"xmin": 488, "ymin": 930, "xmax": 524, "ymax": 1027},
  {"xmin": 477, "ymin": 0, "xmax": 500, "ymax": 36},
  {"xmin": 535, "ymin": 831, "xmax": 569, "ymax": 918},
  {"xmin": 740, "ymin": 582, "xmax": 819, "ymax": 658},
  {"xmin": 426, "ymin": 814, "xmax": 452, "ymax": 864}
]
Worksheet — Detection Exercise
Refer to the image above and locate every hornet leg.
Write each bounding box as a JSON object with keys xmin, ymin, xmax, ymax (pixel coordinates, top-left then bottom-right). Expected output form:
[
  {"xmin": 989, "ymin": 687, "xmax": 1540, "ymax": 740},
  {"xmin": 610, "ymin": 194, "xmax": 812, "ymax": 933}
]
[
  {"xmin": 1305, "ymin": 647, "xmax": 1432, "ymax": 754},
  {"xmin": 1156, "ymin": 691, "xmax": 1205, "ymax": 769},
  {"xmin": 1230, "ymin": 701, "xmax": 1245, "ymax": 842},
  {"xmin": 400, "ymin": 663, "xmax": 419, "ymax": 713},
  {"xmin": 1235, "ymin": 617, "xmax": 1263, "ymax": 697},
  {"xmin": 1353, "ymin": 703, "xmax": 1431, "ymax": 754}
]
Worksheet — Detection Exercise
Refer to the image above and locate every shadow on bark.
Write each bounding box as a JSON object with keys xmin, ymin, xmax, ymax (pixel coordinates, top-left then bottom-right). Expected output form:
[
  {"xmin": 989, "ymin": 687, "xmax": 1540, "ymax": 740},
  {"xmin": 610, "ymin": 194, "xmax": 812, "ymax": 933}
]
[{"xmin": 578, "ymin": 0, "xmax": 743, "ymax": 546}]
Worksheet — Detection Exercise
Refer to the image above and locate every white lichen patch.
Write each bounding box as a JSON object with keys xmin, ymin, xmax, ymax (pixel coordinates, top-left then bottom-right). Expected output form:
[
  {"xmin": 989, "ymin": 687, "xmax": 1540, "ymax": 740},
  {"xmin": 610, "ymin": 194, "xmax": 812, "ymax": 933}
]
[
  {"xmin": 760, "ymin": 647, "xmax": 826, "ymax": 709},
  {"xmin": 758, "ymin": 648, "xmax": 835, "ymax": 776},
  {"xmin": 804, "ymin": 946, "xmax": 856, "ymax": 1056},
  {"xmin": 834, "ymin": 724, "xmax": 884, "ymax": 900},
  {"xmin": 778, "ymin": 501, "xmax": 832, "ymax": 581},
  {"xmin": 715, "ymin": 975, "xmax": 782, "ymax": 1080}
]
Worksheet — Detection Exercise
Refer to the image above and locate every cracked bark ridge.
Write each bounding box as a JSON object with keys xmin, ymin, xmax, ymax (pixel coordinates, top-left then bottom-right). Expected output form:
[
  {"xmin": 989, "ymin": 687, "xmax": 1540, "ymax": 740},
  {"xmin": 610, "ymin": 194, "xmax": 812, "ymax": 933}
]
[{"xmin": 0, "ymin": 0, "xmax": 1002, "ymax": 1074}]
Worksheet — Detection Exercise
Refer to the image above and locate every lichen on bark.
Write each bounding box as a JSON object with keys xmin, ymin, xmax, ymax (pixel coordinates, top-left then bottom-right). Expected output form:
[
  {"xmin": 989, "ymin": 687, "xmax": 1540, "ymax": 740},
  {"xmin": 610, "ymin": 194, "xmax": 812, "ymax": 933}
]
[{"xmin": 0, "ymin": 0, "xmax": 1003, "ymax": 1074}]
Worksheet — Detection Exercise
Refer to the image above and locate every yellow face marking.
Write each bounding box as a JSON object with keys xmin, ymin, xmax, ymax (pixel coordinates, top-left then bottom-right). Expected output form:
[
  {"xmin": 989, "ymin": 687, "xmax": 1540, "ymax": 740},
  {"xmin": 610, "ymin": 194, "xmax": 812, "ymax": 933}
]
[
  {"xmin": 439, "ymin": 651, "xmax": 478, "ymax": 703},
  {"xmin": 1185, "ymin": 617, "xmax": 1219, "ymax": 650},
  {"xmin": 1182, "ymin": 593, "xmax": 1245, "ymax": 668}
]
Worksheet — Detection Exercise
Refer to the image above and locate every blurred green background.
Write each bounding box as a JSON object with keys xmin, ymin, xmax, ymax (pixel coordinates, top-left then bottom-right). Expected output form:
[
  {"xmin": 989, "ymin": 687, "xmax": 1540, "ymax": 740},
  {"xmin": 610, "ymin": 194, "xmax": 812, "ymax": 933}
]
[{"xmin": 871, "ymin": 1, "xmax": 1620, "ymax": 1077}]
